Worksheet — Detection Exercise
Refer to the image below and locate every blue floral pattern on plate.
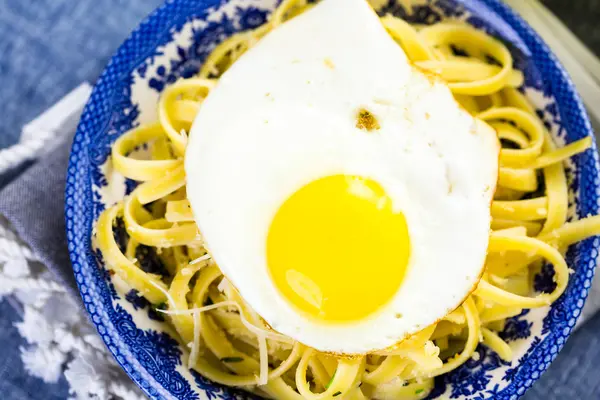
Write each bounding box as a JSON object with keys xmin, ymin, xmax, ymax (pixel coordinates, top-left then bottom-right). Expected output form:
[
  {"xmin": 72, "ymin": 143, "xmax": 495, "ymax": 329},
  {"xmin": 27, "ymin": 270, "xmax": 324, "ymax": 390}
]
[{"xmin": 65, "ymin": 0, "xmax": 599, "ymax": 399}]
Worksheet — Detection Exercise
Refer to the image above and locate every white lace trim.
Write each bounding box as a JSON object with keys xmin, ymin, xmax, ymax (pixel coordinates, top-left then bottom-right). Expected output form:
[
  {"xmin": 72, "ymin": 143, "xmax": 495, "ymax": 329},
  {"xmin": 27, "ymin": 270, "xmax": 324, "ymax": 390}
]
[{"xmin": 0, "ymin": 219, "xmax": 145, "ymax": 400}]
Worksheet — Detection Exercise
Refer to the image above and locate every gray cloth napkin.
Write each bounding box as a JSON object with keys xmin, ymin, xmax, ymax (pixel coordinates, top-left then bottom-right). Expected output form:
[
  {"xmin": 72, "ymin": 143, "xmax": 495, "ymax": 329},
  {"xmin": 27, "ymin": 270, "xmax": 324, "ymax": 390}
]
[{"xmin": 0, "ymin": 132, "xmax": 79, "ymax": 297}]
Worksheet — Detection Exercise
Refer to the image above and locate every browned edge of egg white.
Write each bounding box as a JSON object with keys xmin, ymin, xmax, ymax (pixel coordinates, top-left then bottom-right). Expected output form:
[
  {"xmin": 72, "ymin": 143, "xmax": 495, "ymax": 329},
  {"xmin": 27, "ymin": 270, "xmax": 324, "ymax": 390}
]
[{"xmin": 356, "ymin": 108, "xmax": 381, "ymax": 132}]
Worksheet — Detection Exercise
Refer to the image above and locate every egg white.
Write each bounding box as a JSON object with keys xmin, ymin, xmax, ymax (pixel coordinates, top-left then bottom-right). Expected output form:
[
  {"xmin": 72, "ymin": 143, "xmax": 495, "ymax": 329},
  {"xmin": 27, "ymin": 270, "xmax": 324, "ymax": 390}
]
[{"xmin": 186, "ymin": 0, "xmax": 499, "ymax": 354}]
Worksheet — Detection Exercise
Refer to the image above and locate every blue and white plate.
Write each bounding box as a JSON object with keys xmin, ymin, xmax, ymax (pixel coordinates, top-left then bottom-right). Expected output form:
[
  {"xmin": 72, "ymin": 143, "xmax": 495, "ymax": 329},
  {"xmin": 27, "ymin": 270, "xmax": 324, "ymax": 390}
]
[{"xmin": 65, "ymin": 0, "xmax": 599, "ymax": 398}]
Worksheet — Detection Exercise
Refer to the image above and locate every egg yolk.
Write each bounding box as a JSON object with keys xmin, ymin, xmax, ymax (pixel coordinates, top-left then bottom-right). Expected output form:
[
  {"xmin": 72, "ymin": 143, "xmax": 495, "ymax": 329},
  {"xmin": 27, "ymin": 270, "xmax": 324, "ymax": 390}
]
[{"xmin": 267, "ymin": 175, "xmax": 410, "ymax": 323}]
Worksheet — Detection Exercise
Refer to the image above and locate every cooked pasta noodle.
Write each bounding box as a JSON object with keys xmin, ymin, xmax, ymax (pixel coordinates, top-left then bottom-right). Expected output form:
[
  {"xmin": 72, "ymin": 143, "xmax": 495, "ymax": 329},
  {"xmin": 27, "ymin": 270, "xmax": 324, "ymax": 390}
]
[{"xmin": 94, "ymin": 1, "xmax": 600, "ymax": 398}]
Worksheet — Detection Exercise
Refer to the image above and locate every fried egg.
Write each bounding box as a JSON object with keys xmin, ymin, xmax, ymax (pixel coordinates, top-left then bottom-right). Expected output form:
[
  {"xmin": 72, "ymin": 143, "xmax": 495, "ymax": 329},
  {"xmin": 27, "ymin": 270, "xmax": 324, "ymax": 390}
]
[{"xmin": 185, "ymin": 0, "xmax": 499, "ymax": 354}]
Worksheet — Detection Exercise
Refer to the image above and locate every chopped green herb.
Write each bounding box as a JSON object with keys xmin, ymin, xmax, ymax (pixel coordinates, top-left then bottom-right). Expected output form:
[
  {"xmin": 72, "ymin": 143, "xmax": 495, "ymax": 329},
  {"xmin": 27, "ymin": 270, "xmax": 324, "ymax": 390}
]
[
  {"xmin": 415, "ymin": 388, "xmax": 424, "ymax": 395},
  {"xmin": 333, "ymin": 392, "xmax": 342, "ymax": 397},
  {"xmin": 155, "ymin": 302, "xmax": 167, "ymax": 311},
  {"xmin": 220, "ymin": 357, "xmax": 244, "ymax": 363},
  {"xmin": 326, "ymin": 371, "xmax": 337, "ymax": 389}
]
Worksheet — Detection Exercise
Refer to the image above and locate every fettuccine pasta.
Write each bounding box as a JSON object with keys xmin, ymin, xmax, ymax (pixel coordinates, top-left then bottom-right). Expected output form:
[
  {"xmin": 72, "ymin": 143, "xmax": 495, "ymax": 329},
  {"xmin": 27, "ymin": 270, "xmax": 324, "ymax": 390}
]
[{"xmin": 94, "ymin": 1, "xmax": 600, "ymax": 399}]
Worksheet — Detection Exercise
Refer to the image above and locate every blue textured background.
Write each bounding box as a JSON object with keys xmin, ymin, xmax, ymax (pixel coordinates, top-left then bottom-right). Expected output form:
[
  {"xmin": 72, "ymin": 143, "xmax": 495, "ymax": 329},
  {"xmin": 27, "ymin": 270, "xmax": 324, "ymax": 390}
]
[
  {"xmin": 0, "ymin": 1, "xmax": 162, "ymax": 398},
  {"xmin": 0, "ymin": 0, "xmax": 598, "ymax": 399},
  {"xmin": 0, "ymin": 0, "xmax": 162, "ymax": 150}
]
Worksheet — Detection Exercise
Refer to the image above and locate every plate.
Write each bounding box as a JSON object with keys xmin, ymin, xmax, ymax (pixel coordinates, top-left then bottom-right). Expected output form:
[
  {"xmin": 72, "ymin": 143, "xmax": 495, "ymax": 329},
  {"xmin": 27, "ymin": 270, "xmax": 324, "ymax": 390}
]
[{"xmin": 65, "ymin": 0, "xmax": 599, "ymax": 398}]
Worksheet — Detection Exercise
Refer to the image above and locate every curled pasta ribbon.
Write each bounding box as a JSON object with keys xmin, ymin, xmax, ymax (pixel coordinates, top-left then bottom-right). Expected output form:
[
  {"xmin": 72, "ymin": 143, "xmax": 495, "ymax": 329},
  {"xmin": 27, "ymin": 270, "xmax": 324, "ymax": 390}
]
[
  {"xmin": 168, "ymin": 262, "xmax": 205, "ymax": 343},
  {"xmin": 476, "ymin": 233, "xmax": 569, "ymax": 307},
  {"xmin": 199, "ymin": 33, "xmax": 249, "ymax": 79},
  {"xmin": 491, "ymin": 219, "xmax": 542, "ymax": 237},
  {"xmin": 540, "ymin": 129, "xmax": 569, "ymax": 234},
  {"xmin": 192, "ymin": 266, "xmax": 296, "ymax": 395},
  {"xmin": 199, "ymin": 25, "xmax": 271, "ymax": 78},
  {"xmin": 158, "ymin": 78, "xmax": 216, "ymax": 156},
  {"xmin": 366, "ymin": 326, "xmax": 440, "ymax": 385},
  {"xmin": 481, "ymin": 328, "xmax": 512, "ymax": 361},
  {"xmin": 489, "ymin": 91, "xmax": 506, "ymax": 108},
  {"xmin": 530, "ymin": 136, "xmax": 592, "ymax": 169},
  {"xmin": 502, "ymin": 87, "xmax": 536, "ymax": 114},
  {"xmin": 188, "ymin": 317, "xmax": 302, "ymax": 400},
  {"xmin": 479, "ymin": 107, "xmax": 545, "ymax": 166},
  {"xmin": 418, "ymin": 23, "xmax": 513, "ymax": 95},
  {"xmin": 158, "ymin": 266, "xmax": 302, "ymax": 398},
  {"xmin": 497, "ymin": 84, "xmax": 567, "ymax": 234},
  {"xmin": 454, "ymin": 93, "xmax": 480, "ymax": 115},
  {"xmin": 135, "ymin": 164, "xmax": 186, "ymax": 205},
  {"xmin": 485, "ymin": 247, "xmax": 534, "ymax": 279},
  {"xmin": 296, "ymin": 349, "xmax": 364, "ymax": 400},
  {"xmin": 271, "ymin": 0, "xmax": 310, "ymax": 27},
  {"xmin": 490, "ymin": 226, "xmax": 528, "ymax": 237},
  {"xmin": 363, "ymin": 356, "xmax": 411, "ymax": 386},
  {"xmin": 539, "ymin": 215, "xmax": 600, "ymax": 248},
  {"xmin": 429, "ymin": 297, "xmax": 479, "ymax": 377},
  {"xmin": 431, "ymin": 321, "xmax": 463, "ymax": 341},
  {"xmin": 194, "ymin": 302, "xmax": 293, "ymax": 345},
  {"xmin": 381, "ymin": 15, "xmax": 436, "ymax": 62},
  {"xmin": 497, "ymin": 271, "xmax": 531, "ymax": 297},
  {"xmin": 480, "ymin": 304, "xmax": 523, "ymax": 324},
  {"xmin": 123, "ymin": 192, "xmax": 200, "ymax": 247},
  {"xmin": 306, "ymin": 356, "xmax": 331, "ymax": 391},
  {"xmin": 416, "ymin": 58, "xmax": 523, "ymax": 89},
  {"xmin": 371, "ymin": 378, "xmax": 434, "ymax": 400},
  {"xmin": 491, "ymin": 197, "xmax": 548, "ymax": 221},
  {"xmin": 151, "ymin": 137, "xmax": 173, "ymax": 161},
  {"xmin": 197, "ymin": 309, "xmax": 301, "ymax": 397},
  {"xmin": 493, "ymin": 187, "xmax": 524, "ymax": 201},
  {"xmin": 95, "ymin": 203, "xmax": 167, "ymax": 304},
  {"xmin": 372, "ymin": 324, "xmax": 436, "ymax": 357},
  {"xmin": 493, "ymin": 121, "xmax": 530, "ymax": 149},
  {"xmin": 444, "ymin": 308, "xmax": 466, "ymax": 324},
  {"xmin": 498, "ymin": 167, "xmax": 538, "ymax": 192},
  {"xmin": 165, "ymin": 199, "xmax": 194, "ymax": 223},
  {"xmin": 197, "ymin": 313, "xmax": 260, "ymax": 381},
  {"xmin": 191, "ymin": 264, "xmax": 222, "ymax": 304},
  {"xmin": 111, "ymin": 122, "xmax": 181, "ymax": 181}
]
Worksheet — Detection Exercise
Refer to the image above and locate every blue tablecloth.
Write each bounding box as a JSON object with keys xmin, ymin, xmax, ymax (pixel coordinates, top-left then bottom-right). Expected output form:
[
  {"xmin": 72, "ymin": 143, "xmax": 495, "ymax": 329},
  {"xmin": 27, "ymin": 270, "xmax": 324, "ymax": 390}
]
[
  {"xmin": 1, "ymin": 0, "xmax": 599, "ymax": 399},
  {"xmin": 0, "ymin": 1, "xmax": 162, "ymax": 399}
]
